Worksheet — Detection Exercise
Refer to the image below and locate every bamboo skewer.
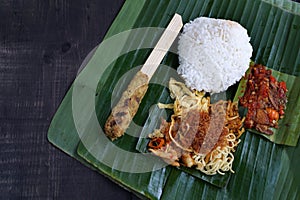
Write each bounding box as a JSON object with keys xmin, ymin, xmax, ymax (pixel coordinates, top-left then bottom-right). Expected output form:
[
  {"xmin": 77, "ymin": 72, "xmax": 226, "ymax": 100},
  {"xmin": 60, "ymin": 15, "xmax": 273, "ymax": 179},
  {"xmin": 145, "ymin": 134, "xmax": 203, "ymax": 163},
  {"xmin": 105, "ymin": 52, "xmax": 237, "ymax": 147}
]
[
  {"xmin": 141, "ymin": 13, "xmax": 183, "ymax": 78},
  {"xmin": 104, "ymin": 14, "xmax": 183, "ymax": 140}
]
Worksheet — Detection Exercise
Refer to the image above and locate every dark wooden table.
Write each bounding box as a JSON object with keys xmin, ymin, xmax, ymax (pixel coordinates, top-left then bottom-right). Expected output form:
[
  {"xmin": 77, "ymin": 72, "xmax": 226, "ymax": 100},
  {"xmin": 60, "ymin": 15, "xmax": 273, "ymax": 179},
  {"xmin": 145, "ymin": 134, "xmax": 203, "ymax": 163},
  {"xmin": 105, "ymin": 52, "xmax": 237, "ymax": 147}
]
[
  {"xmin": 0, "ymin": 0, "xmax": 140, "ymax": 199},
  {"xmin": 2, "ymin": 0, "xmax": 300, "ymax": 199}
]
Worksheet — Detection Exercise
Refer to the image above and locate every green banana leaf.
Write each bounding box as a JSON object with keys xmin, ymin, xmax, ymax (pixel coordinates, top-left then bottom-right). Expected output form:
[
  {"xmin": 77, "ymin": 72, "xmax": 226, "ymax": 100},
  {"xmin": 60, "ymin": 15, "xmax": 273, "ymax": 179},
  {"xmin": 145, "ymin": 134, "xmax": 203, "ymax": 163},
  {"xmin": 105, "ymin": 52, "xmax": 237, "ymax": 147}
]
[
  {"xmin": 48, "ymin": 0, "xmax": 300, "ymax": 199},
  {"xmin": 234, "ymin": 68, "xmax": 300, "ymax": 146}
]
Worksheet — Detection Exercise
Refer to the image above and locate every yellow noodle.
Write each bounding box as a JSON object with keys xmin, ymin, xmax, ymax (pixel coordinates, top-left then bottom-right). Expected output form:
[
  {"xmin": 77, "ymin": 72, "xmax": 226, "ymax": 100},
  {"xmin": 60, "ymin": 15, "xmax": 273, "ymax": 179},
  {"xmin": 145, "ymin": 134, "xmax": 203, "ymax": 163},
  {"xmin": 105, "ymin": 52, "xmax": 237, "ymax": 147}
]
[{"xmin": 148, "ymin": 80, "xmax": 245, "ymax": 175}]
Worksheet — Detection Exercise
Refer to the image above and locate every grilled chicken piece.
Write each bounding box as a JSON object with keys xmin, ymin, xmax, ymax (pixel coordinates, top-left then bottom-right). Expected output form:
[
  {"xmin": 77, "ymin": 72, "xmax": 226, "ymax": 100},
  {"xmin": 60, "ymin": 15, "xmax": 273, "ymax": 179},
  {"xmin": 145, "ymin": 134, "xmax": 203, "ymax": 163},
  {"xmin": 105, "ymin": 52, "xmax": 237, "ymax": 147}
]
[
  {"xmin": 149, "ymin": 148, "xmax": 180, "ymax": 167},
  {"xmin": 181, "ymin": 153, "xmax": 195, "ymax": 167},
  {"xmin": 254, "ymin": 109, "xmax": 270, "ymax": 125}
]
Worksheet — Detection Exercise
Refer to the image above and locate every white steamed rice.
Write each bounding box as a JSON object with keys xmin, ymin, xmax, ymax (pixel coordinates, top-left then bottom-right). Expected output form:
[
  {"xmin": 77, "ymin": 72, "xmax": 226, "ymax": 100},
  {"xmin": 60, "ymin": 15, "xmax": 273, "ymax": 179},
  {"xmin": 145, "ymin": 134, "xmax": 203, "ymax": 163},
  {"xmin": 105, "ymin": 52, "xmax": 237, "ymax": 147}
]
[{"xmin": 177, "ymin": 17, "xmax": 253, "ymax": 93}]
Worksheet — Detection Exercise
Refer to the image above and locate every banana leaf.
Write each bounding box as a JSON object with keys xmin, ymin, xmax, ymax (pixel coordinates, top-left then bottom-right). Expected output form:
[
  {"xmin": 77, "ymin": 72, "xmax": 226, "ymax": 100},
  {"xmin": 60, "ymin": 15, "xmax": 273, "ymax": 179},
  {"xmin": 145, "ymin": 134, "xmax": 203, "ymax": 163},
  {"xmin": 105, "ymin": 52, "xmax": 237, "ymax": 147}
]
[
  {"xmin": 48, "ymin": 0, "xmax": 300, "ymax": 199},
  {"xmin": 234, "ymin": 68, "xmax": 300, "ymax": 146}
]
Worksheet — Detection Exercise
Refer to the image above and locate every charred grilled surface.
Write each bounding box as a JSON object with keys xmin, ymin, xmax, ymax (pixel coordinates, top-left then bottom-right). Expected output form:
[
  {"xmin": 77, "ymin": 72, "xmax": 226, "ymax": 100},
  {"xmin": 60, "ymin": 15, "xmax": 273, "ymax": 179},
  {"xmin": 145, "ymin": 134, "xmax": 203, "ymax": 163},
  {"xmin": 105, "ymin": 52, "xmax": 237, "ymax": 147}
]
[{"xmin": 104, "ymin": 71, "xmax": 149, "ymax": 140}]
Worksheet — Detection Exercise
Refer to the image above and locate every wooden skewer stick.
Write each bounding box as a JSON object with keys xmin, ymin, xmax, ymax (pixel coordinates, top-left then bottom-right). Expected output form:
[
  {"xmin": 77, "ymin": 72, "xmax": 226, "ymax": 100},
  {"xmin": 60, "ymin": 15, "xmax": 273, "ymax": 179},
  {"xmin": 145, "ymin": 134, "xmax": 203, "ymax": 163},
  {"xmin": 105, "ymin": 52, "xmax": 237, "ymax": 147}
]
[
  {"xmin": 141, "ymin": 13, "xmax": 183, "ymax": 77},
  {"xmin": 104, "ymin": 14, "xmax": 183, "ymax": 140}
]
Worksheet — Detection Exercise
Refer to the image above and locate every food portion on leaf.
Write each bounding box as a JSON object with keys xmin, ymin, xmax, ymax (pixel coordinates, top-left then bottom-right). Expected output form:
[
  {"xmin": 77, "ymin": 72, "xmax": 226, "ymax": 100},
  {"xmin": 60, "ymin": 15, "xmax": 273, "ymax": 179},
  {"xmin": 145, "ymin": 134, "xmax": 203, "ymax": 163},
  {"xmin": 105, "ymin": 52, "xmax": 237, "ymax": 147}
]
[
  {"xmin": 148, "ymin": 79, "xmax": 245, "ymax": 175},
  {"xmin": 104, "ymin": 14, "xmax": 183, "ymax": 141},
  {"xmin": 239, "ymin": 63, "xmax": 288, "ymax": 135},
  {"xmin": 146, "ymin": 17, "xmax": 252, "ymax": 175},
  {"xmin": 177, "ymin": 17, "xmax": 252, "ymax": 93},
  {"xmin": 104, "ymin": 71, "xmax": 149, "ymax": 140}
]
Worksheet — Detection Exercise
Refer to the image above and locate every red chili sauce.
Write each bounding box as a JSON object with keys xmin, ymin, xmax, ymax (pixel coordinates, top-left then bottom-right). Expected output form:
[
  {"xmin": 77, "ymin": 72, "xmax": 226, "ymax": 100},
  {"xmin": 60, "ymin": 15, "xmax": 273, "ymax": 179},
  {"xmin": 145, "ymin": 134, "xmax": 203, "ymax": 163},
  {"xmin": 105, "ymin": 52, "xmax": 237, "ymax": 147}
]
[{"xmin": 239, "ymin": 64, "xmax": 287, "ymax": 135}]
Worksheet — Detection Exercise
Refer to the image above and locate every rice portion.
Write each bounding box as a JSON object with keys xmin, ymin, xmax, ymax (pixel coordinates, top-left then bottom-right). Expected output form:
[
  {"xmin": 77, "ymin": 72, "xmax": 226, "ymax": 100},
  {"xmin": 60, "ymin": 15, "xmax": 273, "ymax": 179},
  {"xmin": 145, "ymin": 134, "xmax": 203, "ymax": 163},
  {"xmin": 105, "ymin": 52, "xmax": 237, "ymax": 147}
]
[{"xmin": 177, "ymin": 17, "xmax": 252, "ymax": 93}]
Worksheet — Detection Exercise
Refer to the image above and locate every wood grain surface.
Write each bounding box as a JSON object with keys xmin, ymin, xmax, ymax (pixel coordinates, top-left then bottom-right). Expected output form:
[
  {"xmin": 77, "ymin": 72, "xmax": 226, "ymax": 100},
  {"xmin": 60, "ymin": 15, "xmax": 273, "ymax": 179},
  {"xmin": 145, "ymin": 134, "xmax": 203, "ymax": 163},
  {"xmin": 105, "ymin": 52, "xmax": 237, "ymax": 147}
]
[
  {"xmin": 0, "ymin": 0, "xmax": 140, "ymax": 199},
  {"xmin": 2, "ymin": 0, "xmax": 300, "ymax": 199}
]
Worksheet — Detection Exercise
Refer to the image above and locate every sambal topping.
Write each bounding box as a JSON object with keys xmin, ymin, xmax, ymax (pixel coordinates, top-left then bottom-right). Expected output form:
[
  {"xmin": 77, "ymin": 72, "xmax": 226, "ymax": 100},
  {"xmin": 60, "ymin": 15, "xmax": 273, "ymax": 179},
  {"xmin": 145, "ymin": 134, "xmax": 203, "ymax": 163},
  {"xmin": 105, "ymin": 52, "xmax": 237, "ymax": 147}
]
[{"xmin": 239, "ymin": 63, "xmax": 288, "ymax": 135}]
